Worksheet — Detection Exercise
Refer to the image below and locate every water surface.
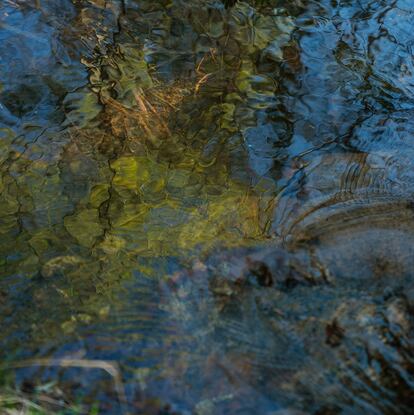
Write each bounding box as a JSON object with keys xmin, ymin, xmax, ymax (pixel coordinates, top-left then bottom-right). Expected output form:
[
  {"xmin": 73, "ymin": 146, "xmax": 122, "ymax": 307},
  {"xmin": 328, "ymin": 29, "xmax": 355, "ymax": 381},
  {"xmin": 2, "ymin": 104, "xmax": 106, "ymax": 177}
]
[{"xmin": 1, "ymin": 1, "xmax": 414, "ymax": 414}]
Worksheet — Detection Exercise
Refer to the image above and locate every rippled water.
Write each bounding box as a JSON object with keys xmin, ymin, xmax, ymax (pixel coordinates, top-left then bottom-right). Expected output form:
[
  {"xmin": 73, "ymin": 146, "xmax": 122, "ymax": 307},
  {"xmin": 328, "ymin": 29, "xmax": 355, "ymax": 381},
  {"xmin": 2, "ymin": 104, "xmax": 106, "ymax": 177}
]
[{"xmin": 1, "ymin": 1, "xmax": 414, "ymax": 414}]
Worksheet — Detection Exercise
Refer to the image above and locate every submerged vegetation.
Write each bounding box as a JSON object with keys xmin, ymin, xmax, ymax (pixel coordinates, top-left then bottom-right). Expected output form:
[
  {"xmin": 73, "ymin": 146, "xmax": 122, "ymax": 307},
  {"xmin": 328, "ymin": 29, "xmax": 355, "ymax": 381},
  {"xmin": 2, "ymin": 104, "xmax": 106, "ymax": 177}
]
[{"xmin": 0, "ymin": 0, "xmax": 294, "ymax": 332}]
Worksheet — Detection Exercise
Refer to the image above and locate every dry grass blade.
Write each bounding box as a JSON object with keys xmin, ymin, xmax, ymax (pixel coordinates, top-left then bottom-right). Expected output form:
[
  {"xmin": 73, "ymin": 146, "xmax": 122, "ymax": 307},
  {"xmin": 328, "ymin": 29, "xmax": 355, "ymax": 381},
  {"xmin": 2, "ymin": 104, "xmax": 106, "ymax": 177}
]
[
  {"xmin": 3, "ymin": 359, "xmax": 129, "ymax": 415},
  {"xmin": 0, "ymin": 395, "xmax": 44, "ymax": 411},
  {"xmin": 194, "ymin": 73, "xmax": 213, "ymax": 95}
]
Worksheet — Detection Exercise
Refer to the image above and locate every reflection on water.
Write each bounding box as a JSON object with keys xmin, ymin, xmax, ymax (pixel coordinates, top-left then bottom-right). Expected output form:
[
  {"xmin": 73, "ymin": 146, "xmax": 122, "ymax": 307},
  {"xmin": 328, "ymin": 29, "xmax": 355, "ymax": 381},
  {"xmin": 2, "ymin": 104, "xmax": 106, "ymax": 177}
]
[{"xmin": 1, "ymin": 0, "xmax": 414, "ymax": 413}]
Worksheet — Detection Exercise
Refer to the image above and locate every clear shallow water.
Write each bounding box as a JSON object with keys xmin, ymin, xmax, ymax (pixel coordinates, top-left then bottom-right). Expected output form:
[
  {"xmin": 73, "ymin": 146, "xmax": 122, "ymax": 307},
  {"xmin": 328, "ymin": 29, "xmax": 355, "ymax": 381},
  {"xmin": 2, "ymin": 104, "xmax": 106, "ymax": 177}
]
[{"xmin": 1, "ymin": 1, "xmax": 414, "ymax": 414}]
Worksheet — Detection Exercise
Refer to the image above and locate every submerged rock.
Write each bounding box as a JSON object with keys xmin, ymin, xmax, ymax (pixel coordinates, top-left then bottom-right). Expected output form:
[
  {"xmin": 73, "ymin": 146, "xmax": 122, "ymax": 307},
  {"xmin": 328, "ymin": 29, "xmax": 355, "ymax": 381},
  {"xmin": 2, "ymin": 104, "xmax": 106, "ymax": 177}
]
[{"xmin": 156, "ymin": 146, "xmax": 414, "ymax": 414}]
